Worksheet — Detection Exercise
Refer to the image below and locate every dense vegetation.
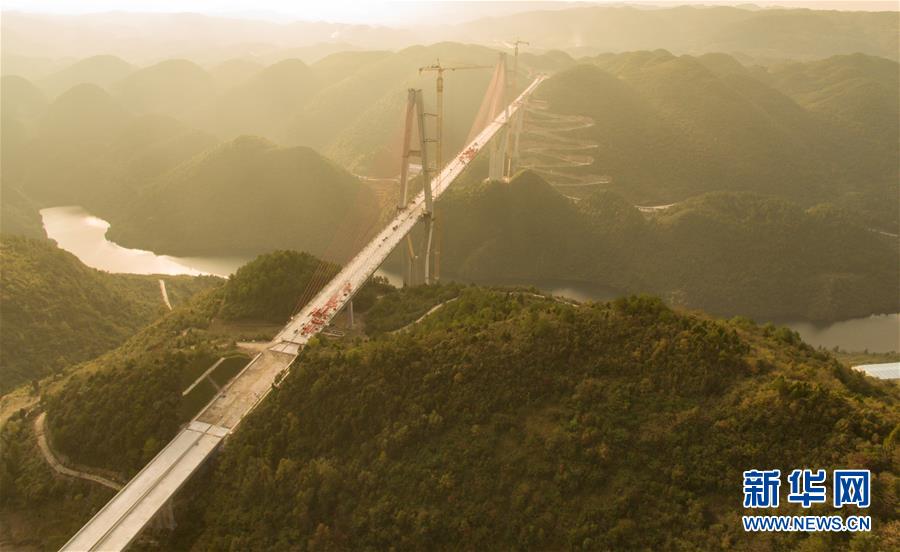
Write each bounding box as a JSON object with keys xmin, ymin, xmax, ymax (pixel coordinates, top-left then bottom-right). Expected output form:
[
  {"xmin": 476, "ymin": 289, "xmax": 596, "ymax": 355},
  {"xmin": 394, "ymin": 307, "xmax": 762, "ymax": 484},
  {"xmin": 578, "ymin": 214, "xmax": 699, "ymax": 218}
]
[
  {"xmin": 454, "ymin": 5, "xmax": 899, "ymax": 61},
  {"xmin": 0, "ymin": 414, "xmax": 114, "ymax": 550},
  {"xmin": 436, "ymin": 171, "xmax": 898, "ymax": 323},
  {"xmin": 0, "ymin": 235, "xmax": 218, "ymax": 393},
  {"xmin": 218, "ymin": 250, "xmax": 332, "ymax": 322},
  {"xmin": 163, "ymin": 288, "xmax": 899, "ymax": 550},
  {"xmin": 105, "ymin": 136, "xmax": 380, "ymax": 260},
  {"xmin": 362, "ymin": 282, "xmax": 463, "ymax": 335},
  {"xmin": 40, "ymin": 249, "xmax": 356, "ymax": 475},
  {"xmin": 44, "ymin": 302, "xmax": 226, "ymax": 473},
  {"xmin": 533, "ymin": 54, "xmax": 898, "ymax": 231},
  {"xmin": 2, "ymin": 8, "xmax": 898, "ymax": 549},
  {"xmin": 0, "ymin": 42, "xmax": 569, "ymax": 247},
  {"xmin": 0, "ymin": 75, "xmax": 216, "ymax": 236}
]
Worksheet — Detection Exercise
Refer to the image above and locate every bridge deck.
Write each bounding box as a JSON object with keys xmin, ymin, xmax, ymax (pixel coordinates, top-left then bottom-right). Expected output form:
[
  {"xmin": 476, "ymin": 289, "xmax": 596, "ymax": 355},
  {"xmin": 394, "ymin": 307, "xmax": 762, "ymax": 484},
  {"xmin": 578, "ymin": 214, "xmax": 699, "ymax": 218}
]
[
  {"xmin": 61, "ymin": 75, "xmax": 545, "ymax": 552},
  {"xmin": 62, "ymin": 422, "xmax": 227, "ymax": 551},
  {"xmin": 272, "ymin": 75, "xmax": 546, "ymax": 355}
]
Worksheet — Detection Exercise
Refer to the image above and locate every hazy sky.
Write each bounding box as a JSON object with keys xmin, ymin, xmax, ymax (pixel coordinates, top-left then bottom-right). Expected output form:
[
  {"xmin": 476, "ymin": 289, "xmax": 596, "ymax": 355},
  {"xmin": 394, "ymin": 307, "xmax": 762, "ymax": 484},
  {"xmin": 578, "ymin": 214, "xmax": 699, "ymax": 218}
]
[{"xmin": 3, "ymin": 1, "xmax": 896, "ymax": 25}]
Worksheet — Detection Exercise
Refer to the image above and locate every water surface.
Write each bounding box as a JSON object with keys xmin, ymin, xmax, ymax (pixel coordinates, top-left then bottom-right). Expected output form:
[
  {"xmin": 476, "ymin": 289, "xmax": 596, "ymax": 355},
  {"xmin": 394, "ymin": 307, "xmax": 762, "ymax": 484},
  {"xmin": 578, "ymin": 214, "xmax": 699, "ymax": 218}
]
[
  {"xmin": 41, "ymin": 206, "xmax": 248, "ymax": 277},
  {"xmin": 41, "ymin": 205, "xmax": 899, "ymax": 352}
]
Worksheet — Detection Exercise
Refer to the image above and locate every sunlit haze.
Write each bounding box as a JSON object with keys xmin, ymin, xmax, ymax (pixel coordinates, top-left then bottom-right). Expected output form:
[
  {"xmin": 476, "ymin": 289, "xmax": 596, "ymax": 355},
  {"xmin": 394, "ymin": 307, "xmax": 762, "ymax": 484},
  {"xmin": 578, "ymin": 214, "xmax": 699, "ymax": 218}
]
[
  {"xmin": 3, "ymin": 1, "xmax": 896, "ymax": 25},
  {"xmin": 2, "ymin": 0, "xmax": 897, "ymax": 550}
]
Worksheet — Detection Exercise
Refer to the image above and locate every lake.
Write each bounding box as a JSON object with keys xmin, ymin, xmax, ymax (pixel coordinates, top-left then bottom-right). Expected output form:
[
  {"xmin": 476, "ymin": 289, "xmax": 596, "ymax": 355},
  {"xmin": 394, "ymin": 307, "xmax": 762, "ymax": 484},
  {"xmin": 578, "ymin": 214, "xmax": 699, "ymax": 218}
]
[
  {"xmin": 40, "ymin": 206, "xmax": 250, "ymax": 277},
  {"xmin": 41, "ymin": 205, "xmax": 899, "ymax": 353}
]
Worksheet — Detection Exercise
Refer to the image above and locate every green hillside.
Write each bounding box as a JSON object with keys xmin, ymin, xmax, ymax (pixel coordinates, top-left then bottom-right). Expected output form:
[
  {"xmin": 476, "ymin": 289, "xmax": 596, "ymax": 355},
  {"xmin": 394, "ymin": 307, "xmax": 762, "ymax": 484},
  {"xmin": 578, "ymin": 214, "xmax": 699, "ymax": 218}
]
[
  {"xmin": 166, "ymin": 288, "xmax": 899, "ymax": 550},
  {"xmin": 106, "ymin": 135, "xmax": 380, "ymax": 261},
  {"xmin": 3, "ymin": 79, "xmax": 217, "ymax": 216},
  {"xmin": 0, "ymin": 235, "xmax": 218, "ymax": 393},
  {"xmin": 207, "ymin": 58, "xmax": 265, "ymax": 89},
  {"xmin": 1, "ymin": 76, "xmax": 48, "ymax": 231},
  {"xmin": 37, "ymin": 54, "xmax": 134, "ymax": 99},
  {"xmin": 0, "ymin": 75, "xmax": 47, "ymax": 125},
  {"xmin": 6, "ymin": 263, "xmax": 897, "ymax": 549},
  {"xmin": 532, "ymin": 54, "xmax": 898, "ymax": 231},
  {"xmin": 111, "ymin": 59, "xmax": 215, "ymax": 122},
  {"xmin": 454, "ymin": 5, "xmax": 899, "ymax": 61},
  {"xmin": 218, "ymin": 250, "xmax": 334, "ymax": 322},
  {"xmin": 437, "ymin": 171, "xmax": 898, "ymax": 322},
  {"xmin": 204, "ymin": 58, "xmax": 320, "ymax": 141},
  {"xmin": 37, "ymin": 250, "xmax": 338, "ymax": 475},
  {"xmin": 764, "ymin": 54, "xmax": 899, "ymax": 229},
  {"xmin": 289, "ymin": 43, "xmax": 572, "ymax": 176}
]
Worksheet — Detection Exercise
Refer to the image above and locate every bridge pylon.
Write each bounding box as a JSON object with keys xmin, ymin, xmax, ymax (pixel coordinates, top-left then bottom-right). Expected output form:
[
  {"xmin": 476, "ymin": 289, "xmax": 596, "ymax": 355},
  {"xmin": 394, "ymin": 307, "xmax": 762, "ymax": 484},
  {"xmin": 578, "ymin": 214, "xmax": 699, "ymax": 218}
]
[{"xmin": 398, "ymin": 88, "xmax": 437, "ymax": 286}]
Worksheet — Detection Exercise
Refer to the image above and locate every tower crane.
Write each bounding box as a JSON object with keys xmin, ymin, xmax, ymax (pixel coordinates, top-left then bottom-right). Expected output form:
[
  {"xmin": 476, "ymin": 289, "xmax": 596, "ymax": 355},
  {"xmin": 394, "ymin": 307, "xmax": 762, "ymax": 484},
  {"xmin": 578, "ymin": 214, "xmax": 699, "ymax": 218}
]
[
  {"xmin": 418, "ymin": 59, "xmax": 491, "ymax": 283},
  {"xmin": 418, "ymin": 59, "xmax": 492, "ymax": 172},
  {"xmin": 507, "ymin": 39, "xmax": 529, "ymax": 92},
  {"xmin": 505, "ymin": 39, "xmax": 529, "ymax": 177}
]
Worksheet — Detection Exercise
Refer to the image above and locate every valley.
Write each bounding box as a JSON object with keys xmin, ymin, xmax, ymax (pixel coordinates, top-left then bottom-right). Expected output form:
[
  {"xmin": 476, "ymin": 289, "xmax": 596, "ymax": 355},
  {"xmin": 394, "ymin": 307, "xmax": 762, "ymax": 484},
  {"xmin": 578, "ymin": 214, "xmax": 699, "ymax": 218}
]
[{"xmin": 1, "ymin": 3, "xmax": 898, "ymax": 550}]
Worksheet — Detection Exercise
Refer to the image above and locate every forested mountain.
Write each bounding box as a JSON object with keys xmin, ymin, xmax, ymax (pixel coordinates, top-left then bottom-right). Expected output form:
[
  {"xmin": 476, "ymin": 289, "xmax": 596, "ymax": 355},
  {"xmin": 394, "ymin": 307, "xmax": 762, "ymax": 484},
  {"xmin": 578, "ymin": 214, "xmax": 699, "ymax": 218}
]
[
  {"xmin": 0, "ymin": 78, "xmax": 217, "ymax": 235},
  {"xmin": 38, "ymin": 250, "xmax": 335, "ymax": 475},
  {"xmin": 0, "ymin": 76, "xmax": 48, "ymax": 237},
  {"xmin": 437, "ymin": 171, "xmax": 898, "ymax": 322},
  {"xmin": 207, "ymin": 58, "xmax": 265, "ymax": 89},
  {"xmin": 202, "ymin": 59, "xmax": 319, "ymax": 140},
  {"xmin": 105, "ymin": 136, "xmax": 380, "ymax": 260},
  {"xmin": 3, "ymin": 6, "xmax": 896, "ymax": 65},
  {"xmin": 110, "ymin": 59, "xmax": 215, "ymax": 123},
  {"xmin": 4, "ymin": 250, "xmax": 897, "ymax": 548},
  {"xmin": 192, "ymin": 43, "xmax": 568, "ymax": 175},
  {"xmin": 533, "ymin": 53, "xmax": 898, "ymax": 231},
  {"xmin": 218, "ymin": 250, "xmax": 333, "ymax": 322},
  {"xmin": 0, "ymin": 43, "xmax": 567, "ymax": 244},
  {"xmin": 1, "ymin": 48, "xmax": 895, "ymax": 320},
  {"xmin": 36, "ymin": 54, "xmax": 134, "ymax": 99},
  {"xmin": 0, "ymin": 235, "xmax": 219, "ymax": 393},
  {"xmin": 288, "ymin": 43, "xmax": 555, "ymax": 176},
  {"xmin": 451, "ymin": 5, "xmax": 900, "ymax": 60},
  {"xmin": 161, "ymin": 289, "xmax": 899, "ymax": 550}
]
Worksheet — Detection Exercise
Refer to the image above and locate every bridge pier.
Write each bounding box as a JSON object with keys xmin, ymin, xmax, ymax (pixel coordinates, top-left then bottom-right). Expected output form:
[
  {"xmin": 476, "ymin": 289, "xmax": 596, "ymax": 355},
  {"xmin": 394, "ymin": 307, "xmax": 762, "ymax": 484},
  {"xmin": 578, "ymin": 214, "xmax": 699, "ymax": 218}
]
[
  {"xmin": 399, "ymin": 87, "xmax": 438, "ymax": 286},
  {"xmin": 153, "ymin": 499, "xmax": 176, "ymax": 530}
]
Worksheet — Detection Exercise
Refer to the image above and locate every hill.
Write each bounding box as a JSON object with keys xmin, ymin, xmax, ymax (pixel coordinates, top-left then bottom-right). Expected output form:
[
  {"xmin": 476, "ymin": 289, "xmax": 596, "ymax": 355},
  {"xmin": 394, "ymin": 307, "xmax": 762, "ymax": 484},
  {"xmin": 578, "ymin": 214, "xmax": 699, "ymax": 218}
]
[
  {"xmin": 0, "ymin": 75, "xmax": 47, "ymax": 125},
  {"xmin": 37, "ymin": 55, "xmax": 134, "ymax": 99},
  {"xmin": 110, "ymin": 59, "xmax": 215, "ymax": 123},
  {"xmin": 3, "ymin": 6, "xmax": 896, "ymax": 64},
  {"xmin": 35, "ymin": 250, "xmax": 342, "ymax": 477},
  {"xmin": 437, "ymin": 171, "xmax": 899, "ymax": 322},
  {"xmin": 207, "ymin": 58, "xmax": 265, "ymax": 89},
  {"xmin": 5, "ymin": 265, "xmax": 897, "ymax": 549},
  {"xmin": 218, "ymin": 250, "xmax": 334, "ymax": 323},
  {"xmin": 0, "ymin": 75, "xmax": 48, "ymax": 214},
  {"xmin": 531, "ymin": 55, "xmax": 898, "ymax": 230},
  {"xmin": 452, "ymin": 5, "xmax": 900, "ymax": 61},
  {"xmin": 2, "ymin": 80, "xmax": 217, "ymax": 220},
  {"xmin": 764, "ymin": 53, "xmax": 899, "ymax": 229},
  {"xmin": 0, "ymin": 235, "xmax": 219, "ymax": 393},
  {"xmin": 203, "ymin": 58, "xmax": 320, "ymax": 141},
  {"xmin": 280, "ymin": 43, "xmax": 571, "ymax": 176},
  {"xmin": 106, "ymin": 136, "xmax": 380, "ymax": 261},
  {"xmin": 164, "ymin": 288, "xmax": 900, "ymax": 550}
]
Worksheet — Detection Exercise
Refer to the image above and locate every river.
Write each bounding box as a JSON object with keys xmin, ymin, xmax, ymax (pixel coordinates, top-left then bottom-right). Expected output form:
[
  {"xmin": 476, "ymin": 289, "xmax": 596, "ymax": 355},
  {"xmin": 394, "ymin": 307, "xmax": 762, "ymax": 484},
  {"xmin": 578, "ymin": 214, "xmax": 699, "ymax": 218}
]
[
  {"xmin": 40, "ymin": 206, "xmax": 250, "ymax": 277},
  {"xmin": 41, "ymin": 205, "xmax": 899, "ymax": 353}
]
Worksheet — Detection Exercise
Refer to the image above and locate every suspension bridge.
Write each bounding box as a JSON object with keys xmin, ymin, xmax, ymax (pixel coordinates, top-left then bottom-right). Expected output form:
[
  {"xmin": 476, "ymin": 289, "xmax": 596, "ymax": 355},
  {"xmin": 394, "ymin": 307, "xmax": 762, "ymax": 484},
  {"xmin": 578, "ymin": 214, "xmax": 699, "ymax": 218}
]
[{"xmin": 62, "ymin": 56, "xmax": 545, "ymax": 551}]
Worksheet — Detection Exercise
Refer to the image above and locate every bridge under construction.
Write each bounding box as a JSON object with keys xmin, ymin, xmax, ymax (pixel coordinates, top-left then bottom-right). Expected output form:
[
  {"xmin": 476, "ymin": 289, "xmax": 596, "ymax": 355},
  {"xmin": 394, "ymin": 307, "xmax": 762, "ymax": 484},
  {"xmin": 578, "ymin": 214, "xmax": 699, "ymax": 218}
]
[{"xmin": 62, "ymin": 56, "xmax": 545, "ymax": 551}]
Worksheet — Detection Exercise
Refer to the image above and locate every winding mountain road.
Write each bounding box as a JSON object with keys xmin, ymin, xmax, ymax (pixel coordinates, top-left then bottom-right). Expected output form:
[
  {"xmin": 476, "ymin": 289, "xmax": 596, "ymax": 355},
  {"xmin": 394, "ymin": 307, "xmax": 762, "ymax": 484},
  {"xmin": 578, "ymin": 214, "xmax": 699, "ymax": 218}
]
[{"xmin": 34, "ymin": 412, "xmax": 122, "ymax": 491}]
